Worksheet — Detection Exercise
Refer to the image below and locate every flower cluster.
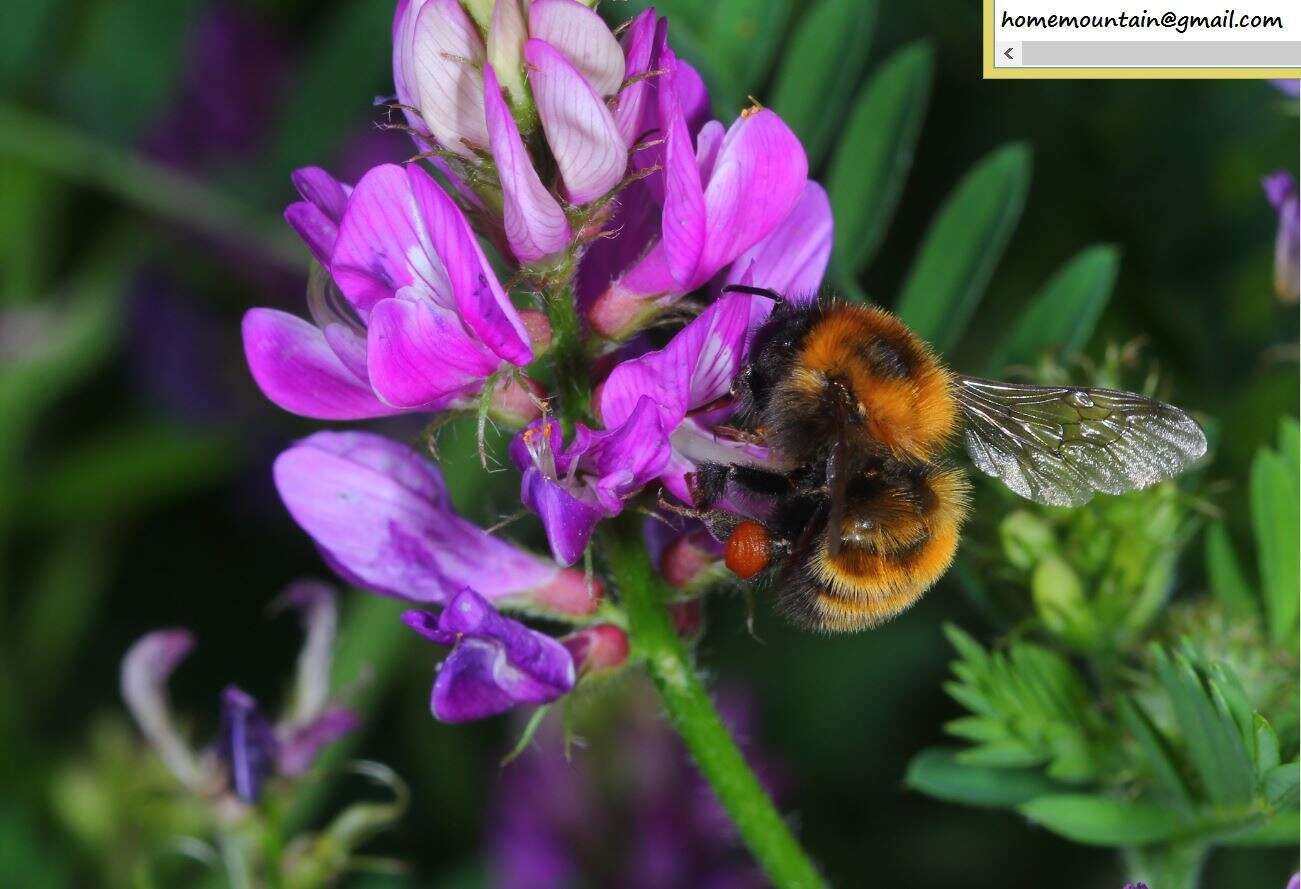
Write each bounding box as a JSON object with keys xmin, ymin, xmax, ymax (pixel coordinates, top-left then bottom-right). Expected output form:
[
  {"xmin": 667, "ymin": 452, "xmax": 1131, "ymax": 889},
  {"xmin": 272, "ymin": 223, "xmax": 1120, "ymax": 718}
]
[
  {"xmin": 120, "ymin": 581, "xmax": 358, "ymax": 805},
  {"xmin": 240, "ymin": 0, "xmax": 830, "ymax": 725}
]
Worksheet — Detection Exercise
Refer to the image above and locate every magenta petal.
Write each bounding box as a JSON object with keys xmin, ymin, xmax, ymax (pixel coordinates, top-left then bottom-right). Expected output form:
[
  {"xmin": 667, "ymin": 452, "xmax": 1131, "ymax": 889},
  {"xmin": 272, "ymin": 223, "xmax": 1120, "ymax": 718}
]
[
  {"xmin": 600, "ymin": 291, "xmax": 761, "ymax": 428},
  {"xmin": 612, "ymin": 9, "xmax": 661, "ymax": 146},
  {"xmin": 331, "ymin": 164, "xmax": 422, "ymax": 316},
  {"xmin": 285, "ymin": 202, "xmax": 340, "ymax": 266},
  {"xmin": 698, "ymin": 110, "xmax": 808, "ymax": 276},
  {"xmin": 291, "ymin": 167, "xmax": 350, "ymax": 222},
  {"xmin": 366, "ymin": 297, "xmax": 501, "ymax": 409},
  {"xmin": 285, "ymin": 167, "xmax": 351, "ymax": 264},
  {"xmin": 525, "ymin": 38, "xmax": 626, "ymax": 205},
  {"xmin": 410, "ymin": 0, "xmax": 488, "ymax": 156},
  {"xmin": 675, "ymin": 60, "xmax": 710, "ymax": 135},
  {"xmin": 725, "ymin": 181, "xmax": 832, "ymax": 296},
  {"xmin": 658, "ymin": 49, "xmax": 707, "ymax": 289},
  {"xmin": 242, "ymin": 308, "xmax": 400, "ymax": 420},
  {"xmin": 484, "ymin": 65, "xmax": 572, "ymax": 264},
  {"xmin": 528, "ymin": 0, "xmax": 625, "ymax": 97},
  {"xmin": 579, "ymin": 396, "xmax": 671, "ymax": 509}
]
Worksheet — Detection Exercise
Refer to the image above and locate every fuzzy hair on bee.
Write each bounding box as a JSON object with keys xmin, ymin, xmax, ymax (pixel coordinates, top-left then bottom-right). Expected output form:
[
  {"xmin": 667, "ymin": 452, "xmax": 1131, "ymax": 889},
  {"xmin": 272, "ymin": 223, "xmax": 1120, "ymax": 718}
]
[{"xmin": 685, "ymin": 285, "xmax": 1208, "ymax": 635}]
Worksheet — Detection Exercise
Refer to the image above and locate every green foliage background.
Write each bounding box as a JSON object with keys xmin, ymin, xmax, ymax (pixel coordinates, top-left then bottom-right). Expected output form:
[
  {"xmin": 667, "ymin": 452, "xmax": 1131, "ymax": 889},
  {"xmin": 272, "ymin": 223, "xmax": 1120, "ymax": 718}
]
[{"xmin": 0, "ymin": 0, "xmax": 1296, "ymax": 886}]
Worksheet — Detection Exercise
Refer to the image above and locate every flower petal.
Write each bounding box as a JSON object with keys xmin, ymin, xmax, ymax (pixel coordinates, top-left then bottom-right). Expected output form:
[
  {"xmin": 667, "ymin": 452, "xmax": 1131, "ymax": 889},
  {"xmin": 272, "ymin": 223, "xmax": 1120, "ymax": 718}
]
[
  {"xmin": 366, "ymin": 296, "xmax": 502, "ymax": 409},
  {"xmin": 272, "ymin": 580, "xmax": 339, "ymax": 728},
  {"xmin": 519, "ymin": 466, "xmax": 607, "ymax": 565},
  {"xmin": 292, "ymin": 166, "xmax": 350, "ymax": 223},
  {"xmin": 242, "ymin": 308, "xmax": 400, "ymax": 420},
  {"xmin": 405, "ymin": 589, "xmax": 575, "ymax": 722},
  {"xmin": 410, "ymin": 0, "xmax": 489, "ymax": 156},
  {"xmin": 217, "ymin": 686, "xmax": 278, "ymax": 803},
  {"xmin": 276, "ymin": 708, "xmax": 360, "ymax": 776},
  {"xmin": 560, "ymin": 624, "xmax": 629, "ymax": 678},
  {"xmin": 580, "ymin": 395, "xmax": 671, "ymax": 505},
  {"xmin": 525, "ymin": 38, "xmax": 626, "ymax": 205},
  {"xmin": 657, "ymin": 48, "xmax": 707, "ymax": 288},
  {"xmin": 486, "ymin": 0, "xmax": 529, "ymax": 105},
  {"xmin": 600, "ymin": 291, "xmax": 762, "ymax": 428},
  {"xmin": 697, "ymin": 110, "xmax": 808, "ymax": 276},
  {"xmin": 331, "ymin": 164, "xmax": 424, "ymax": 316},
  {"xmin": 612, "ymin": 9, "xmax": 663, "ymax": 146},
  {"xmin": 724, "ymin": 180, "xmax": 832, "ymax": 296},
  {"xmin": 121, "ymin": 630, "xmax": 204, "ymax": 791},
  {"xmin": 528, "ymin": 0, "xmax": 625, "ymax": 97},
  {"xmin": 484, "ymin": 65, "xmax": 572, "ymax": 264},
  {"xmin": 275, "ymin": 431, "xmax": 596, "ymax": 612}
]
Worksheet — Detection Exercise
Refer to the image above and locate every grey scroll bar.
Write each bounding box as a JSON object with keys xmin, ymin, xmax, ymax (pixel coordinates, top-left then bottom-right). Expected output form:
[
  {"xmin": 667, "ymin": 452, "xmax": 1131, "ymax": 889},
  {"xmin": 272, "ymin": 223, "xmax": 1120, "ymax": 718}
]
[{"xmin": 1021, "ymin": 40, "xmax": 1301, "ymax": 67}]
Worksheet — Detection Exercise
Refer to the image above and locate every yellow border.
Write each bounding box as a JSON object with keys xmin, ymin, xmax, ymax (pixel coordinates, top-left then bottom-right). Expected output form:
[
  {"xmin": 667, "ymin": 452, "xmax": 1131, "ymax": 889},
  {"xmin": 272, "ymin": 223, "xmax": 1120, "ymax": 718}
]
[{"xmin": 983, "ymin": 0, "xmax": 1301, "ymax": 78}]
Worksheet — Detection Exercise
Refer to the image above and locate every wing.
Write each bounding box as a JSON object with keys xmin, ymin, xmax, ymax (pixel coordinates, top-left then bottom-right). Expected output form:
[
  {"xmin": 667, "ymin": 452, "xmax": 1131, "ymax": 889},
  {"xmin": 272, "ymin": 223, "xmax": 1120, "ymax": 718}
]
[{"xmin": 954, "ymin": 375, "xmax": 1207, "ymax": 507}]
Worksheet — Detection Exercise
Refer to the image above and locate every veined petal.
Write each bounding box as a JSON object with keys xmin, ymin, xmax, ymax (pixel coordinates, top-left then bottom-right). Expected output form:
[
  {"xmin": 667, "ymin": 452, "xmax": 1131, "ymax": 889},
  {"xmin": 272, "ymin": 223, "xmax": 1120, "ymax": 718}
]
[
  {"xmin": 658, "ymin": 49, "xmax": 707, "ymax": 288},
  {"xmin": 698, "ymin": 110, "xmax": 808, "ymax": 277},
  {"xmin": 675, "ymin": 59, "xmax": 710, "ymax": 135},
  {"xmin": 392, "ymin": 0, "xmax": 428, "ymax": 120},
  {"xmin": 487, "ymin": 0, "xmax": 529, "ymax": 105},
  {"xmin": 581, "ymin": 396, "xmax": 671, "ymax": 507},
  {"xmin": 612, "ymin": 9, "xmax": 662, "ymax": 146},
  {"xmin": 600, "ymin": 291, "xmax": 761, "ymax": 428},
  {"xmin": 275, "ymin": 431, "xmax": 597, "ymax": 613},
  {"xmin": 725, "ymin": 180, "xmax": 832, "ymax": 297},
  {"xmin": 331, "ymin": 164, "xmax": 424, "ymax": 316},
  {"xmin": 121, "ymin": 630, "xmax": 205, "ymax": 791},
  {"xmin": 366, "ymin": 296, "xmax": 502, "ymax": 409},
  {"xmin": 401, "ymin": 165, "xmax": 533, "ymax": 364},
  {"xmin": 525, "ymin": 38, "xmax": 626, "ymax": 205},
  {"xmin": 242, "ymin": 308, "xmax": 400, "ymax": 420},
  {"xmin": 411, "ymin": 0, "xmax": 489, "ymax": 156},
  {"xmin": 528, "ymin": 0, "xmax": 625, "ymax": 97},
  {"xmin": 485, "ymin": 65, "xmax": 572, "ymax": 264}
]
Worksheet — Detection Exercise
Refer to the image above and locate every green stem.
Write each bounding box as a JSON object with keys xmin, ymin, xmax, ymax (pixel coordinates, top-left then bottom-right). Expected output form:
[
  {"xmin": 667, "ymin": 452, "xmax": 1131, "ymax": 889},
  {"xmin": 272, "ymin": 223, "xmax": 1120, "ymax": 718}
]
[
  {"xmin": 0, "ymin": 103, "xmax": 303, "ymax": 271},
  {"xmin": 541, "ymin": 279, "xmax": 592, "ymax": 434},
  {"xmin": 604, "ymin": 521, "xmax": 830, "ymax": 889},
  {"xmin": 1123, "ymin": 841, "xmax": 1209, "ymax": 889}
]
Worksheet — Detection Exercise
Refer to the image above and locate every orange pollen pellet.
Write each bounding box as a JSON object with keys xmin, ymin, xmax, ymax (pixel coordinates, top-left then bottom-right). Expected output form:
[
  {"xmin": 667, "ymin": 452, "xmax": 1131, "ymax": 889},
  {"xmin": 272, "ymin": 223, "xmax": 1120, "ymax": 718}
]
[{"xmin": 724, "ymin": 521, "xmax": 772, "ymax": 580}]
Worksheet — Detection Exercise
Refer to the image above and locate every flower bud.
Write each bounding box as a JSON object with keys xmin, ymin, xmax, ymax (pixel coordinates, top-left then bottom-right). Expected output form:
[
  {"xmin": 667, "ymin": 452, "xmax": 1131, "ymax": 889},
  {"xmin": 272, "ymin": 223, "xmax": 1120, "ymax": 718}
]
[
  {"xmin": 1032, "ymin": 556, "xmax": 1099, "ymax": 650},
  {"xmin": 561, "ymin": 624, "xmax": 630, "ymax": 679}
]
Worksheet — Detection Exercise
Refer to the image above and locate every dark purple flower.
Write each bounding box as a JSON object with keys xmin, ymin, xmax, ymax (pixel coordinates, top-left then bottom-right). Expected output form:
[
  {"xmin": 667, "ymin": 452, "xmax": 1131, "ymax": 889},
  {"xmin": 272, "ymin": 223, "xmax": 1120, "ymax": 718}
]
[
  {"xmin": 120, "ymin": 582, "xmax": 359, "ymax": 804},
  {"xmin": 510, "ymin": 397, "xmax": 672, "ymax": 565},
  {"xmin": 275, "ymin": 430, "xmax": 602, "ymax": 616},
  {"xmin": 1263, "ymin": 170, "xmax": 1299, "ymax": 303},
  {"xmin": 403, "ymin": 589, "xmax": 576, "ymax": 722},
  {"xmin": 489, "ymin": 683, "xmax": 777, "ymax": 889}
]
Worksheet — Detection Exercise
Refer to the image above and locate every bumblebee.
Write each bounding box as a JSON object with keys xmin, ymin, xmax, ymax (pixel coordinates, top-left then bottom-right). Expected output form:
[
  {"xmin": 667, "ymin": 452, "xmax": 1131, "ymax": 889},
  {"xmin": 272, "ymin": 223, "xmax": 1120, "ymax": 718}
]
[{"xmin": 688, "ymin": 285, "xmax": 1208, "ymax": 633}]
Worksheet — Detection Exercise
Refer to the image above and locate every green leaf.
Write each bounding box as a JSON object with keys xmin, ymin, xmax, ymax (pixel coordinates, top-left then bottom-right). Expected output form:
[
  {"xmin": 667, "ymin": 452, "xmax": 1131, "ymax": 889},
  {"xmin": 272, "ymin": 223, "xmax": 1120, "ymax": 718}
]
[
  {"xmin": 1018, "ymin": 794, "xmax": 1186, "ymax": 846},
  {"xmin": 705, "ymin": 0, "xmax": 790, "ymax": 106},
  {"xmin": 1278, "ymin": 418, "xmax": 1299, "ymax": 484},
  {"xmin": 985, "ymin": 244, "xmax": 1120, "ymax": 373},
  {"xmin": 0, "ymin": 0, "xmax": 61, "ymax": 93},
  {"xmin": 905, "ymin": 747, "xmax": 1064, "ymax": 809},
  {"xmin": 769, "ymin": 0, "xmax": 878, "ymax": 167},
  {"xmin": 1117, "ymin": 696, "xmax": 1194, "ymax": 810},
  {"xmin": 1153, "ymin": 648, "xmax": 1258, "ymax": 806},
  {"xmin": 1250, "ymin": 448, "xmax": 1300, "ymax": 642},
  {"xmin": 1263, "ymin": 761, "xmax": 1299, "ymax": 809},
  {"xmin": 1204, "ymin": 521, "xmax": 1257, "ymax": 619},
  {"xmin": 895, "ymin": 142, "xmax": 1032, "ymax": 351},
  {"xmin": 1253, "ymin": 714, "xmax": 1281, "ymax": 774},
  {"xmin": 1219, "ymin": 809, "xmax": 1300, "ymax": 846},
  {"xmin": 827, "ymin": 42, "xmax": 933, "ymax": 277},
  {"xmin": 956, "ymin": 741, "xmax": 1046, "ymax": 769}
]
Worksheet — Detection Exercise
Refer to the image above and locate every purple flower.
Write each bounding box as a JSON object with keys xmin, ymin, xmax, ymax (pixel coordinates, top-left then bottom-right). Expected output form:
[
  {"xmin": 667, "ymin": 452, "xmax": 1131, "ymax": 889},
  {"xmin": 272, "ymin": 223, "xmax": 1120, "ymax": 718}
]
[
  {"xmin": 274, "ymin": 430, "xmax": 602, "ymax": 616},
  {"xmin": 587, "ymin": 45, "xmax": 810, "ymax": 338},
  {"xmin": 510, "ymin": 397, "xmax": 672, "ymax": 565},
  {"xmin": 120, "ymin": 582, "xmax": 359, "ymax": 804},
  {"xmin": 1271, "ymin": 80, "xmax": 1300, "ymax": 97},
  {"xmin": 392, "ymin": 0, "xmax": 628, "ymax": 255},
  {"xmin": 489, "ymin": 684, "xmax": 778, "ymax": 889},
  {"xmin": 597, "ymin": 291, "xmax": 778, "ymax": 505},
  {"xmin": 1263, "ymin": 170, "xmax": 1299, "ymax": 303},
  {"xmin": 403, "ymin": 589, "xmax": 576, "ymax": 722},
  {"xmin": 244, "ymin": 162, "xmax": 544, "ymax": 422}
]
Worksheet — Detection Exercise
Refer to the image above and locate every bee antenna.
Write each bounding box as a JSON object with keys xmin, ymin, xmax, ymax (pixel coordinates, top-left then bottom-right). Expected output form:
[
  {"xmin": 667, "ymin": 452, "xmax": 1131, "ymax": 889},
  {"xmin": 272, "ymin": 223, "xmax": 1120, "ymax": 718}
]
[{"xmin": 721, "ymin": 284, "xmax": 783, "ymax": 303}]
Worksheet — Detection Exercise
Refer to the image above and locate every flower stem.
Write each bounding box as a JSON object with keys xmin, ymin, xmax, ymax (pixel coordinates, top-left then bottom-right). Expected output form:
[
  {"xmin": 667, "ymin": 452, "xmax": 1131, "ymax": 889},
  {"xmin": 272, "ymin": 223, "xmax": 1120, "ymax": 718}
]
[
  {"xmin": 541, "ymin": 279, "xmax": 593, "ymax": 434},
  {"xmin": 1123, "ymin": 841, "xmax": 1209, "ymax": 889},
  {"xmin": 604, "ymin": 521, "xmax": 830, "ymax": 889}
]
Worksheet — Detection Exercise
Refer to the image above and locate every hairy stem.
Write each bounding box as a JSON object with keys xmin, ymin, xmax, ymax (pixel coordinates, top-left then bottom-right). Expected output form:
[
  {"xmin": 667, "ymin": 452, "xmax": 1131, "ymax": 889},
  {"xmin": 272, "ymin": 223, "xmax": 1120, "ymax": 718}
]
[
  {"xmin": 541, "ymin": 278, "xmax": 593, "ymax": 434},
  {"xmin": 604, "ymin": 521, "xmax": 830, "ymax": 889}
]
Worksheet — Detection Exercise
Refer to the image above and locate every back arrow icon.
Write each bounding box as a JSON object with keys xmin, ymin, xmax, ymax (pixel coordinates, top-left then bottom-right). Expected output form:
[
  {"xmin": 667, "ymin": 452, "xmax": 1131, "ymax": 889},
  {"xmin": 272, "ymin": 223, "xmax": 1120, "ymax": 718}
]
[{"xmin": 1003, "ymin": 47, "xmax": 1013, "ymax": 59}]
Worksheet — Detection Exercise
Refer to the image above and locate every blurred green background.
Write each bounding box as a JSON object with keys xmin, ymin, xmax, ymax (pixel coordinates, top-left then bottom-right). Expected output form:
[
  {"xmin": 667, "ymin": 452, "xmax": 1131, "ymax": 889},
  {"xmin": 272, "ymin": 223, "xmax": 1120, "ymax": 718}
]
[{"xmin": 0, "ymin": 0, "xmax": 1296, "ymax": 886}]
